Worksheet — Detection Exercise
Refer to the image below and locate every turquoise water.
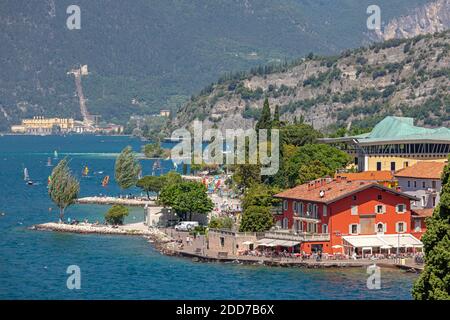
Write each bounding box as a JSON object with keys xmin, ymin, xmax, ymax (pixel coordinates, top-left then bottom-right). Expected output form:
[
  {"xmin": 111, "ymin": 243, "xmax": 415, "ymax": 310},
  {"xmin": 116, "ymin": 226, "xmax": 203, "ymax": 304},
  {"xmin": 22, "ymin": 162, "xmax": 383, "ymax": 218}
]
[{"xmin": 0, "ymin": 135, "xmax": 417, "ymax": 299}]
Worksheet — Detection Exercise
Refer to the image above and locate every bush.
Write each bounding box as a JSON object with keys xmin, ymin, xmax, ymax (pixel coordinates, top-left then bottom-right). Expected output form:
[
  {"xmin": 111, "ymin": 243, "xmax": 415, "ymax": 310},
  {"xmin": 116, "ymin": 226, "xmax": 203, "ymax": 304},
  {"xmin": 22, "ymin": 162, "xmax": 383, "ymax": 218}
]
[
  {"xmin": 105, "ymin": 205, "xmax": 129, "ymax": 225},
  {"xmin": 208, "ymin": 216, "xmax": 234, "ymax": 230}
]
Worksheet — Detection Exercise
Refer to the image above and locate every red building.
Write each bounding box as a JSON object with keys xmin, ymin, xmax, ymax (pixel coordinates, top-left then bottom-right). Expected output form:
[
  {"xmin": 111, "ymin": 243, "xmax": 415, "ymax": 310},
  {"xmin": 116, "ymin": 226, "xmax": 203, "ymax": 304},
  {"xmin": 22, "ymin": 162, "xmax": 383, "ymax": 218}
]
[{"xmin": 273, "ymin": 177, "xmax": 422, "ymax": 255}]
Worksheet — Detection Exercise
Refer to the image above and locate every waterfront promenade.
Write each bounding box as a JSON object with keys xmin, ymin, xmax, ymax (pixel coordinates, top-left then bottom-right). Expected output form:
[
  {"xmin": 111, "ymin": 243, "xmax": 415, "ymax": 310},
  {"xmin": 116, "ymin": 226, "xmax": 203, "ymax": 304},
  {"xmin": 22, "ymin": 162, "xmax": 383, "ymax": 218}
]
[
  {"xmin": 30, "ymin": 221, "xmax": 424, "ymax": 271},
  {"xmin": 161, "ymin": 229, "xmax": 424, "ymax": 271}
]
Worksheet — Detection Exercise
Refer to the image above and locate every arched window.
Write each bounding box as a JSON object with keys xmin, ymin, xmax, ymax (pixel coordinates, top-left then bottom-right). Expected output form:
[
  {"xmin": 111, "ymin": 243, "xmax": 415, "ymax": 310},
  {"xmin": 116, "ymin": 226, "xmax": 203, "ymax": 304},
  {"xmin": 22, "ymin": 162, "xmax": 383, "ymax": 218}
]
[
  {"xmin": 282, "ymin": 217, "xmax": 289, "ymax": 229},
  {"xmin": 322, "ymin": 224, "xmax": 328, "ymax": 234},
  {"xmin": 377, "ymin": 223, "xmax": 384, "ymax": 233}
]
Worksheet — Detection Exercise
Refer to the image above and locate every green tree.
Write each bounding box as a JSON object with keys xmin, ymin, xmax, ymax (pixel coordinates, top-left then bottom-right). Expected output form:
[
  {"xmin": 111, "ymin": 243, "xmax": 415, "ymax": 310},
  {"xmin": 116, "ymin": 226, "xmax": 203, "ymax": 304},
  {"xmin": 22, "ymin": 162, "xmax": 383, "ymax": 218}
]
[
  {"xmin": 232, "ymin": 164, "xmax": 261, "ymax": 190},
  {"xmin": 280, "ymin": 123, "xmax": 322, "ymax": 147},
  {"xmin": 242, "ymin": 183, "xmax": 281, "ymax": 211},
  {"xmin": 297, "ymin": 160, "xmax": 332, "ymax": 185},
  {"xmin": 136, "ymin": 176, "xmax": 165, "ymax": 199},
  {"xmin": 255, "ymin": 97, "xmax": 272, "ymax": 132},
  {"xmin": 276, "ymin": 143, "xmax": 350, "ymax": 188},
  {"xmin": 105, "ymin": 205, "xmax": 129, "ymax": 225},
  {"xmin": 48, "ymin": 159, "xmax": 80, "ymax": 221},
  {"xmin": 272, "ymin": 104, "xmax": 280, "ymax": 127},
  {"xmin": 412, "ymin": 161, "xmax": 450, "ymax": 300},
  {"xmin": 114, "ymin": 146, "xmax": 141, "ymax": 190},
  {"xmin": 163, "ymin": 171, "xmax": 183, "ymax": 186},
  {"xmin": 159, "ymin": 182, "xmax": 213, "ymax": 221},
  {"xmin": 239, "ymin": 206, "xmax": 274, "ymax": 232}
]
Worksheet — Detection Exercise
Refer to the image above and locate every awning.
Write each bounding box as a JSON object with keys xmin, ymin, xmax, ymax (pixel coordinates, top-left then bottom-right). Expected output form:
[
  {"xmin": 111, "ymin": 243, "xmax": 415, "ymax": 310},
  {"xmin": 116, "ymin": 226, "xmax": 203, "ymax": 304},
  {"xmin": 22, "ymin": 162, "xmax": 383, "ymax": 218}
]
[
  {"xmin": 343, "ymin": 234, "xmax": 422, "ymax": 249},
  {"xmin": 279, "ymin": 240, "xmax": 300, "ymax": 247},
  {"xmin": 242, "ymin": 241, "xmax": 253, "ymax": 245},
  {"xmin": 378, "ymin": 234, "xmax": 422, "ymax": 248},
  {"xmin": 342, "ymin": 236, "xmax": 386, "ymax": 248},
  {"xmin": 256, "ymin": 238, "xmax": 275, "ymax": 246},
  {"xmin": 255, "ymin": 239, "xmax": 300, "ymax": 247}
]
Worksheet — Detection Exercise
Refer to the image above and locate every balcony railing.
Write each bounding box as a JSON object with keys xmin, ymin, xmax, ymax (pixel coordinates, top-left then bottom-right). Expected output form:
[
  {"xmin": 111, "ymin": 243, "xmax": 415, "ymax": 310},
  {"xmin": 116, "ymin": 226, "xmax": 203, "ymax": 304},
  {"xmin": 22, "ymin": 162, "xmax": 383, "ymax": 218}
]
[
  {"xmin": 265, "ymin": 230, "xmax": 330, "ymax": 242},
  {"xmin": 293, "ymin": 212, "xmax": 320, "ymax": 220}
]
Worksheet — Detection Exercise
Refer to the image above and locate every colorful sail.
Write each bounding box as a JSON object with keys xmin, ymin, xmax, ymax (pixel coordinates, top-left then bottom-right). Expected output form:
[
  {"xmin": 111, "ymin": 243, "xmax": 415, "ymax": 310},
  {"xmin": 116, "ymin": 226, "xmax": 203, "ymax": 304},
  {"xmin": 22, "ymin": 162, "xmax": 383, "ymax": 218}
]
[{"xmin": 82, "ymin": 166, "xmax": 89, "ymax": 176}]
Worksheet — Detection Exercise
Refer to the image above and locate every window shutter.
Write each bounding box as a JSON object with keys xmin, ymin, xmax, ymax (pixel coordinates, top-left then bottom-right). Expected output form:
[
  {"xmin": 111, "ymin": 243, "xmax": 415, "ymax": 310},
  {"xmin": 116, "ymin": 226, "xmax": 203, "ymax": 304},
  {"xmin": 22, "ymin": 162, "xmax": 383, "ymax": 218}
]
[
  {"xmin": 382, "ymin": 205, "xmax": 386, "ymax": 214},
  {"xmin": 348, "ymin": 224, "xmax": 353, "ymax": 234},
  {"xmin": 384, "ymin": 223, "xmax": 387, "ymax": 232},
  {"xmin": 357, "ymin": 224, "xmax": 361, "ymax": 234}
]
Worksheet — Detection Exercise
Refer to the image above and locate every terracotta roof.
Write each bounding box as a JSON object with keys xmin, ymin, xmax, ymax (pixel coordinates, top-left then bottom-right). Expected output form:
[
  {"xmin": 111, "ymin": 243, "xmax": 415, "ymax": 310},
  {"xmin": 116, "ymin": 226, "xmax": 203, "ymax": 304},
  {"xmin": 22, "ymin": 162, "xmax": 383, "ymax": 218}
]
[
  {"xmin": 335, "ymin": 171, "xmax": 394, "ymax": 181},
  {"xmin": 274, "ymin": 179, "xmax": 418, "ymax": 204},
  {"xmin": 395, "ymin": 161, "xmax": 447, "ymax": 179},
  {"xmin": 412, "ymin": 208, "xmax": 434, "ymax": 218}
]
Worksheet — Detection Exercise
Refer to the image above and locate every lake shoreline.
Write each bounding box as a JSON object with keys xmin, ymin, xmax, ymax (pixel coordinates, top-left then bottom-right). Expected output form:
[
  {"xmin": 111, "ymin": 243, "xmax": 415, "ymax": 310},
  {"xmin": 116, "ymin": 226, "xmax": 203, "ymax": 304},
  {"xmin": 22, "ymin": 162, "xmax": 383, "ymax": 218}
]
[{"xmin": 30, "ymin": 222, "xmax": 423, "ymax": 272}]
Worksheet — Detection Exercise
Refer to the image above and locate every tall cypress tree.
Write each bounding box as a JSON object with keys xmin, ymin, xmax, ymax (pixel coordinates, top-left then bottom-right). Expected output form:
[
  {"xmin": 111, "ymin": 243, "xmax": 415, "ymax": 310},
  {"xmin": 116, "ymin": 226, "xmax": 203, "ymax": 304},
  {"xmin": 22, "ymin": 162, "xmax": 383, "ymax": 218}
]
[
  {"xmin": 412, "ymin": 160, "xmax": 450, "ymax": 300},
  {"xmin": 256, "ymin": 97, "xmax": 272, "ymax": 132},
  {"xmin": 273, "ymin": 104, "xmax": 280, "ymax": 127},
  {"xmin": 115, "ymin": 146, "xmax": 141, "ymax": 190}
]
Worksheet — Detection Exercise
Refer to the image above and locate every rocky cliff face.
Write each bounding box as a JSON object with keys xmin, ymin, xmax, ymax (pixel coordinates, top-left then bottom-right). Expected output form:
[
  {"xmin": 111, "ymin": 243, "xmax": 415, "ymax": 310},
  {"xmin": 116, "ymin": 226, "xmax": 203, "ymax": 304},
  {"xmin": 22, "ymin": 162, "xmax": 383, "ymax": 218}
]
[
  {"xmin": 377, "ymin": 0, "xmax": 450, "ymax": 40},
  {"xmin": 172, "ymin": 31, "xmax": 450, "ymax": 133}
]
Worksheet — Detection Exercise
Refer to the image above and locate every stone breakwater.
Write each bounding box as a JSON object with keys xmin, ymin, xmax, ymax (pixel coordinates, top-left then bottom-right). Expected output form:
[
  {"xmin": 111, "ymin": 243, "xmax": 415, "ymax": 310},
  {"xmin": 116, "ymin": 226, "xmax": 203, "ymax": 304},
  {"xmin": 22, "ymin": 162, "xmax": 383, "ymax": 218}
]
[
  {"xmin": 76, "ymin": 196, "xmax": 156, "ymax": 207},
  {"xmin": 31, "ymin": 222, "xmax": 175, "ymax": 251}
]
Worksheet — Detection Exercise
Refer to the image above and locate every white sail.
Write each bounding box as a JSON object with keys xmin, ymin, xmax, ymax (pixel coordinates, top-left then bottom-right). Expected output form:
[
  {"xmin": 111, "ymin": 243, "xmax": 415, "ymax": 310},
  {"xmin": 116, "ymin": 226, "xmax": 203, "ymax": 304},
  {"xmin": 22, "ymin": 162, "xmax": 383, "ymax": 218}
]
[
  {"xmin": 54, "ymin": 150, "xmax": 58, "ymax": 159},
  {"xmin": 24, "ymin": 168, "xmax": 29, "ymax": 181}
]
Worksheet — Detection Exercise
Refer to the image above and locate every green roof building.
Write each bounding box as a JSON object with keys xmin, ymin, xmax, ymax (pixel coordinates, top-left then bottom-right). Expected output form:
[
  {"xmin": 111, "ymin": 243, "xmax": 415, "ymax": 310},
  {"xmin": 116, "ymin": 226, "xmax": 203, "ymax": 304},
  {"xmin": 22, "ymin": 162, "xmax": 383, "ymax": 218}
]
[{"xmin": 320, "ymin": 117, "xmax": 450, "ymax": 172}]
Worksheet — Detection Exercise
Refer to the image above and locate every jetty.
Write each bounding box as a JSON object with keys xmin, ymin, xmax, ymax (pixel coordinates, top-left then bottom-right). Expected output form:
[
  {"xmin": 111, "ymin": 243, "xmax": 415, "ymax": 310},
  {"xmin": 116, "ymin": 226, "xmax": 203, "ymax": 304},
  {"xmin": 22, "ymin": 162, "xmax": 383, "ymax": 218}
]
[
  {"xmin": 76, "ymin": 196, "xmax": 156, "ymax": 207},
  {"xmin": 31, "ymin": 222, "xmax": 172, "ymax": 243}
]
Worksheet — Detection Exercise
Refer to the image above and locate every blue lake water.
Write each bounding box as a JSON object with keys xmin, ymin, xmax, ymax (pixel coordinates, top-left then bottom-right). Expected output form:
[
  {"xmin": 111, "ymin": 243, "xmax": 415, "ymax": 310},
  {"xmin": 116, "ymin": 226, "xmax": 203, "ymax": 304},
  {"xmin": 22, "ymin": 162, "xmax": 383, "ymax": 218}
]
[{"xmin": 0, "ymin": 135, "xmax": 417, "ymax": 299}]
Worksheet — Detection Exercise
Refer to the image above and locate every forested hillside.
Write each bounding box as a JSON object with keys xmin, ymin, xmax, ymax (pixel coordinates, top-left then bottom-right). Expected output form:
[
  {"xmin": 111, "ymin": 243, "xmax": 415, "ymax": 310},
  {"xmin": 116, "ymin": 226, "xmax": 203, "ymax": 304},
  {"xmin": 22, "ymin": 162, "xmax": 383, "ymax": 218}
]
[
  {"xmin": 173, "ymin": 30, "xmax": 450, "ymax": 133},
  {"xmin": 0, "ymin": 0, "xmax": 430, "ymax": 131}
]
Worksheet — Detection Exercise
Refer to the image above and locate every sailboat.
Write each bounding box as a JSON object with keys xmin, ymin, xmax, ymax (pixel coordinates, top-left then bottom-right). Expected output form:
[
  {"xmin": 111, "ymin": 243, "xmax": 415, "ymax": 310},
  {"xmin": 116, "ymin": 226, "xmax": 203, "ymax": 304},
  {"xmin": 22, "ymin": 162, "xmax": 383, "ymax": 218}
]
[
  {"xmin": 82, "ymin": 165, "xmax": 89, "ymax": 177},
  {"xmin": 53, "ymin": 150, "xmax": 58, "ymax": 159},
  {"xmin": 46, "ymin": 157, "xmax": 52, "ymax": 167},
  {"xmin": 24, "ymin": 168, "xmax": 33, "ymax": 185}
]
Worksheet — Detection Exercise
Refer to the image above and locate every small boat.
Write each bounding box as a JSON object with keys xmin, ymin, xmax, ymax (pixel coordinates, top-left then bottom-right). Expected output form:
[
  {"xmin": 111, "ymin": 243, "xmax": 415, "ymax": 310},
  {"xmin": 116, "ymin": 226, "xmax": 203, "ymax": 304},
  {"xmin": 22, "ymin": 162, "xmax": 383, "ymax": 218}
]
[
  {"xmin": 46, "ymin": 157, "xmax": 52, "ymax": 167},
  {"xmin": 102, "ymin": 175, "xmax": 110, "ymax": 187},
  {"xmin": 82, "ymin": 165, "xmax": 89, "ymax": 177},
  {"xmin": 26, "ymin": 180, "xmax": 34, "ymax": 186}
]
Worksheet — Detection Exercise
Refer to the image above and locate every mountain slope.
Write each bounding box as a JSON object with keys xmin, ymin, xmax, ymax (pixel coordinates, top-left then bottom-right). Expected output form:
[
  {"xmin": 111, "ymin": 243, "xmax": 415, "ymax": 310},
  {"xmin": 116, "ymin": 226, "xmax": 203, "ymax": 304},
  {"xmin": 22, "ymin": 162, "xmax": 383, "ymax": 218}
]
[
  {"xmin": 173, "ymin": 30, "xmax": 450, "ymax": 132},
  {"xmin": 0, "ymin": 0, "xmax": 430, "ymax": 131},
  {"xmin": 376, "ymin": 0, "xmax": 450, "ymax": 41}
]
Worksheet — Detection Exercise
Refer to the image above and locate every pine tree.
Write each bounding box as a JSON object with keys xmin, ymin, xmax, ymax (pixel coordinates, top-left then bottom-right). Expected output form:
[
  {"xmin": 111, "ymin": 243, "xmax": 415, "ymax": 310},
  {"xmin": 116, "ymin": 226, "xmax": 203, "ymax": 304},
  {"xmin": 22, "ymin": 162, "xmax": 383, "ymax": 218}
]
[
  {"xmin": 412, "ymin": 160, "xmax": 450, "ymax": 300},
  {"xmin": 48, "ymin": 159, "xmax": 80, "ymax": 221},
  {"xmin": 115, "ymin": 146, "xmax": 141, "ymax": 190}
]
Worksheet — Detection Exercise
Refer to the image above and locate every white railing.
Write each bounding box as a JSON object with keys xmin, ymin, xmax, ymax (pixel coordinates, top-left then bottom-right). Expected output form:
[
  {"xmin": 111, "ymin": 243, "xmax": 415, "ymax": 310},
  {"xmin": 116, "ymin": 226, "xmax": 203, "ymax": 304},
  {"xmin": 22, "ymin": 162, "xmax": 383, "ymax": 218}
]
[{"xmin": 265, "ymin": 231, "xmax": 330, "ymax": 242}]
